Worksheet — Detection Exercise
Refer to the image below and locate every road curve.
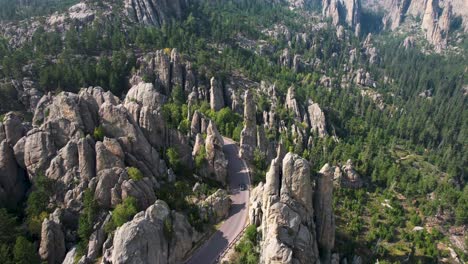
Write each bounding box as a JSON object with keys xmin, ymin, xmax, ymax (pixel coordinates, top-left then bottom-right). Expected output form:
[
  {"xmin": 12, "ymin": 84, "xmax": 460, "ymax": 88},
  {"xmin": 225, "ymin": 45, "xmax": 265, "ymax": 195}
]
[{"xmin": 186, "ymin": 137, "xmax": 250, "ymax": 264}]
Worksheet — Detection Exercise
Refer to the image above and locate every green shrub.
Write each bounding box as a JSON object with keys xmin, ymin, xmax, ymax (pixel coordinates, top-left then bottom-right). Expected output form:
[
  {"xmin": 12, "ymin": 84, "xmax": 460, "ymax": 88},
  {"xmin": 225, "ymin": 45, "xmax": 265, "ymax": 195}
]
[
  {"xmin": 93, "ymin": 125, "xmax": 105, "ymax": 141},
  {"xmin": 163, "ymin": 218, "xmax": 173, "ymax": 239},
  {"xmin": 77, "ymin": 190, "xmax": 98, "ymax": 256},
  {"xmin": 105, "ymin": 197, "xmax": 138, "ymax": 233},
  {"xmin": 13, "ymin": 236, "xmax": 40, "ymax": 264},
  {"xmin": 194, "ymin": 147, "xmax": 207, "ymax": 170},
  {"xmin": 166, "ymin": 148, "xmax": 181, "ymax": 169},
  {"xmin": 127, "ymin": 167, "xmax": 144, "ymax": 181},
  {"xmin": 26, "ymin": 174, "xmax": 54, "ymax": 236},
  {"xmin": 234, "ymin": 225, "xmax": 259, "ymax": 264}
]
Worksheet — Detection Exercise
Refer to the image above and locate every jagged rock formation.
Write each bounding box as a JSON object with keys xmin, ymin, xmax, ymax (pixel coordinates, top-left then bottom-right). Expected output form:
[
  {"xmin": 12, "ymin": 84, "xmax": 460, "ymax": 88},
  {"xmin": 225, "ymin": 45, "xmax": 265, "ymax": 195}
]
[
  {"xmin": 39, "ymin": 212, "xmax": 66, "ymax": 264},
  {"xmin": 124, "ymin": 0, "xmax": 187, "ymax": 27},
  {"xmin": 286, "ymin": 86, "xmax": 302, "ymax": 122},
  {"xmin": 249, "ymin": 151, "xmax": 336, "ymax": 263},
  {"xmin": 199, "ymin": 189, "xmax": 231, "ymax": 223},
  {"xmin": 306, "ymin": 99, "xmax": 328, "ymax": 137},
  {"xmin": 334, "ymin": 159, "xmax": 363, "ymax": 188},
  {"xmin": 314, "ymin": 164, "xmax": 335, "ymax": 263},
  {"xmin": 2, "ymin": 84, "xmax": 202, "ymax": 263},
  {"xmin": 191, "ymin": 112, "xmax": 228, "ymax": 184},
  {"xmin": 239, "ymin": 90, "xmax": 257, "ymax": 162},
  {"xmin": 210, "ymin": 77, "xmax": 225, "ymax": 111},
  {"xmin": 102, "ymin": 200, "xmax": 199, "ymax": 264},
  {"xmin": 322, "ymin": 0, "xmax": 362, "ymax": 36},
  {"xmin": 380, "ymin": 0, "xmax": 464, "ymax": 51},
  {"xmin": 205, "ymin": 121, "xmax": 228, "ymax": 184}
]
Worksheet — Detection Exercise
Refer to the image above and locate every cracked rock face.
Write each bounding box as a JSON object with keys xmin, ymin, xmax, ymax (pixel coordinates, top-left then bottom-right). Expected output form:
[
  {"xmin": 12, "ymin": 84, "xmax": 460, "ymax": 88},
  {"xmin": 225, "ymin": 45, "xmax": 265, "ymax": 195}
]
[
  {"xmin": 322, "ymin": 0, "xmax": 362, "ymax": 36},
  {"xmin": 125, "ymin": 0, "xmax": 187, "ymax": 27}
]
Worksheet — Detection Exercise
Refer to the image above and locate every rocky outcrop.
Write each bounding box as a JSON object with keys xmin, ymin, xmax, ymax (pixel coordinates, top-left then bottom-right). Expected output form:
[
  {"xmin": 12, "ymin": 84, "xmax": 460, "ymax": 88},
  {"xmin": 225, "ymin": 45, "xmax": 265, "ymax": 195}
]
[
  {"xmin": 204, "ymin": 121, "xmax": 228, "ymax": 184},
  {"xmin": 210, "ymin": 77, "xmax": 225, "ymax": 111},
  {"xmin": 285, "ymin": 86, "xmax": 302, "ymax": 122},
  {"xmin": 314, "ymin": 164, "xmax": 335, "ymax": 263},
  {"xmin": 249, "ymin": 150, "xmax": 336, "ymax": 263},
  {"xmin": 103, "ymin": 200, "xmax": 197, "ymax": 264},
  {"xmin": 0, "ymin": 140, "xmax": 26, "ymax": 207},
  {"xmin": 39, "ymin": 215, "xmax": 66, "ymax": 264},
  {"xmin": 260, "ymin": 153, "xmax": 319, "ymax": 263},
  {"xmin": 239, "ymin": 90, "xmax": 257, "ymax": 162},
  {"xmin": 335, "ymin": 159, "xmax": 363, "ymax": 188},
  {"xmin": 382, "ymin": 0, "xmax": 410, "ymax": 30},
  {"xmin": 381, "ymin": 0, "xmax": 462, "ymax": 51},
  {"xmin": 199, "ymin": 189, "xmax": 231, "ymax": 223},
  {"xmin": 306, "ymin": 99, "xmax": 327, "ymax": 138},
  {"xmin": 125, "ymin": 0, "xmax": 187, "ymax": 27},
  {"xmin": 322, "ymin": 0, "xmax": 362, "ymax": 36}
]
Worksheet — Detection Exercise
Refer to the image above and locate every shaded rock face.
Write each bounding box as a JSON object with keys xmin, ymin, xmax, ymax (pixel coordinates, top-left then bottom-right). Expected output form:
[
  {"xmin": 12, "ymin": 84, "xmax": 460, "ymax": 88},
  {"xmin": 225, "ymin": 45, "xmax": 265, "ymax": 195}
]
[
  {"xmin": 322, "ymin": 0, "xmax": 362, "ymax": 36},
  {"xmin": 0, "ymin": 140, "xmax": 27, "ymax": 207},
  {"xmin": 239, "ymin": 90, "xmax": 257, "ymax": 162},
  {"xmin": 199, "ymin": 189, "xmax": 231, "ymax": 223},
  {"xmin": 249, "ymin": 152, "xmax": 336, "ymax": 263},
  {"xmin": 103, "ymin": 200, "xmax": 196, "ymax": 264},
  {"xmin": 125, "ymin": 0, "xmax": 187, "ymax": 27},
  {"xmin": 314, "ymin": 164, "xmax": 335, "ymax": 263}
]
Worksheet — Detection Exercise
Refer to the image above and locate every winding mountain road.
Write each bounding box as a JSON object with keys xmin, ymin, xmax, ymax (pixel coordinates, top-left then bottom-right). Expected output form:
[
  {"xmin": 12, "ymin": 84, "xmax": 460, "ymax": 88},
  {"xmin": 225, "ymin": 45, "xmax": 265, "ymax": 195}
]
[{"xmin": 186, "ymin": 137, "xmax": 250, "ymax": 264}]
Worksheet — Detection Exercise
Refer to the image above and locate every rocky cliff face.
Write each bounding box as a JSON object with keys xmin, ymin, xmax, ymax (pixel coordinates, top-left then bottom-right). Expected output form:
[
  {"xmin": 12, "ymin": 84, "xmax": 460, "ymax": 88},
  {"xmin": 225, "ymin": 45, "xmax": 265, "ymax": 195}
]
[
  {"xmin": 125, "ymin": 0, "xmax": 187, "ymax": 27},
  {"xmin": 379, "ymin": 0, "xmax": 465, "ymax": 51},
  {"xmin": 249, "ymin": 151, "xmax": 335, "ymax": 263},
  {"xmin": 322, "ymin": 0, "xmax": 362, "ymax": 36}
]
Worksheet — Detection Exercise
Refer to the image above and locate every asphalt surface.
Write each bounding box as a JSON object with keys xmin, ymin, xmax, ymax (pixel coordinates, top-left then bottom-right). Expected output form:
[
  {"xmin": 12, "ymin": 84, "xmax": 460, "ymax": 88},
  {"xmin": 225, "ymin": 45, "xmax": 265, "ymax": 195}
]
[{"xmin": 186, "ymin": 137, "xmax": 250, "ymax": 264}]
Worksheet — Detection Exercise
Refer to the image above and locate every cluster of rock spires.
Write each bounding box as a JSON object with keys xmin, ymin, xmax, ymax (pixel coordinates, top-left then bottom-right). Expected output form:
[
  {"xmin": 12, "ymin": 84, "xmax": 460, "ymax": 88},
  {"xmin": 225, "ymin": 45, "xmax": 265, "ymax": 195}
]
[
  {"xmin": 0, "ymin": 77, "xmax": 235, "ymax": 263},
  {"xmin": 380, "ymin": 0, "xmax": 466, "ymax": 51},
  {"xmin": 249, "ymin": 149, "xmax": 336, "ymax": 263},
  {"xmin": 191, "ymin": 112, "xmax": 228, "ymax": 184},
  {"xmin": 322, "ymin": 0, "xmax": 362, "ymax": 36}
]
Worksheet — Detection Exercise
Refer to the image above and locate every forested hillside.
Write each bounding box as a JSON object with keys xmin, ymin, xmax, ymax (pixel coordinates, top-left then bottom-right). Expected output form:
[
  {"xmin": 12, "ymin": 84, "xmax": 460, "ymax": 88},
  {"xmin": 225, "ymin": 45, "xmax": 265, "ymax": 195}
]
[{"xmin": 0, "ymin": 0, "xmax": 466, "ymax": 263}]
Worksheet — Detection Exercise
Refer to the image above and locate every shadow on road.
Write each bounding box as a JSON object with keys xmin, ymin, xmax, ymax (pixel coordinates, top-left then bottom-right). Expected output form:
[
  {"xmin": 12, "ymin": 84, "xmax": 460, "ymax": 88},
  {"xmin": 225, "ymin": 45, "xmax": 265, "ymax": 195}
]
[{"xmin": 228, "ymin": 203, "xmax": 245, "ymax": 217}]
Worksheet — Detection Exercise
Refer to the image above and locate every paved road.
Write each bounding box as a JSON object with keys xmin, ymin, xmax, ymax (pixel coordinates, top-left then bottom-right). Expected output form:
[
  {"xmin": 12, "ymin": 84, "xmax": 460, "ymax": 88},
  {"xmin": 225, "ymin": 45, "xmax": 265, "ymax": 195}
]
[{"xmin": 186, "ymin": 137, "xmax": 250, "ymax": 264}]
